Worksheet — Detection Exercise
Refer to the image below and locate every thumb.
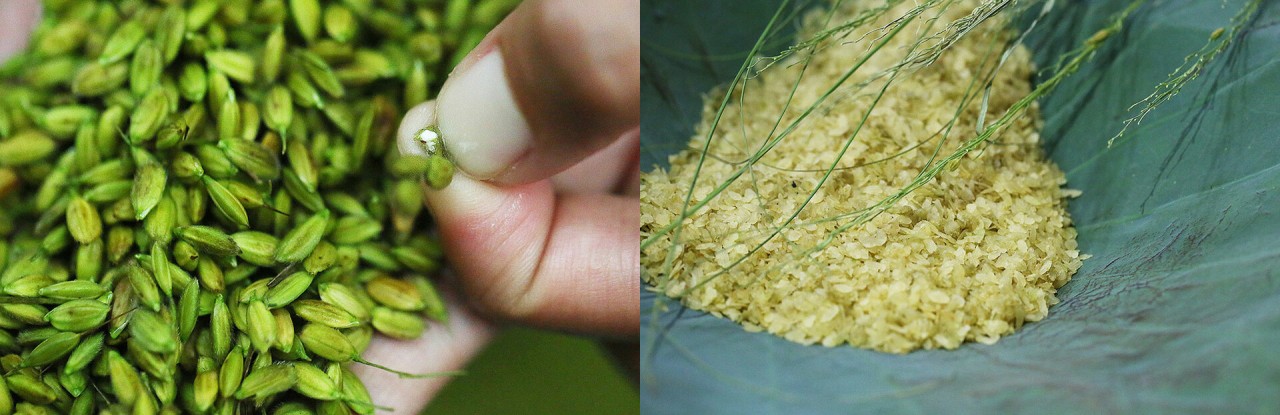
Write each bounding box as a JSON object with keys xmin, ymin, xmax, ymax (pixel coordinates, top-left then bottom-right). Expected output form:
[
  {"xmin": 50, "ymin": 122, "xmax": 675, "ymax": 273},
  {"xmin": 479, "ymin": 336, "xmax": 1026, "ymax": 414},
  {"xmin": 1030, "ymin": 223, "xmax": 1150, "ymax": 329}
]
[{"xmin": 434, "ymin": 0, "xmax": 639, "ymax": 184}]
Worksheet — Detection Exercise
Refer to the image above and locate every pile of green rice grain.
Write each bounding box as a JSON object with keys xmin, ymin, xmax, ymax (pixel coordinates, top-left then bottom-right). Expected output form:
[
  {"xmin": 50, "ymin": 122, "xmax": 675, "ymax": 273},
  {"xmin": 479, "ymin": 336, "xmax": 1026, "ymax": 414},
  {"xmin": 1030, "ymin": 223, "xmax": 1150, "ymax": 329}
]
[{"xmin": 641, "ymin": 1, "xmax": 1087, "ymax": 353}]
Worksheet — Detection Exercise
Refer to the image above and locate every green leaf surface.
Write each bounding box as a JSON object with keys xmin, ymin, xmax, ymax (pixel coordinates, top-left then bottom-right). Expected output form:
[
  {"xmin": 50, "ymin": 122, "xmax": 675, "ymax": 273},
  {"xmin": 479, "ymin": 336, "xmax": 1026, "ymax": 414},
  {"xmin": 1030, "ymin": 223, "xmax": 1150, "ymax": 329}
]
[{"xmin": 640, "ymin": 1, "xmax": 1280, "ymax": 413}]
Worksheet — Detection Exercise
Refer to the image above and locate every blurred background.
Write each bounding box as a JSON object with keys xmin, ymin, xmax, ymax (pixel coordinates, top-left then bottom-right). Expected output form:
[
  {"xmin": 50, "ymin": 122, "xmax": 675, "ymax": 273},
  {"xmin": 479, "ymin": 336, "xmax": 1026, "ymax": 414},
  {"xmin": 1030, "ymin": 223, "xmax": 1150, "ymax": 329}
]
[{"xmin": 425, "ymin": 328, "xmax": 639, "ymax": 414}]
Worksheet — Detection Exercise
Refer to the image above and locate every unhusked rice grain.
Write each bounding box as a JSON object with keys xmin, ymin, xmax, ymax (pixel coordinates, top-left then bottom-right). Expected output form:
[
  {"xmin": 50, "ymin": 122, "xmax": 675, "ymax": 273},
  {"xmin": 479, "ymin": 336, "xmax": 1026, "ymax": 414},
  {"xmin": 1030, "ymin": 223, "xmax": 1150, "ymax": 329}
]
[{"xmin": 640, "ymin": 1, "xmax": 1087, "ymax": 353}]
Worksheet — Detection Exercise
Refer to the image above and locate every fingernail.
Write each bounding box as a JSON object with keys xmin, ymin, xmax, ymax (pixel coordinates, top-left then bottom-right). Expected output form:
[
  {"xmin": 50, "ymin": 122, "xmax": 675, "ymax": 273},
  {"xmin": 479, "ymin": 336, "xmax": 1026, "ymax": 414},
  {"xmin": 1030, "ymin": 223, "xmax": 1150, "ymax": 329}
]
[{"xmin": 436, "ymin": 51, "xmax": 533, "ymax": 180}]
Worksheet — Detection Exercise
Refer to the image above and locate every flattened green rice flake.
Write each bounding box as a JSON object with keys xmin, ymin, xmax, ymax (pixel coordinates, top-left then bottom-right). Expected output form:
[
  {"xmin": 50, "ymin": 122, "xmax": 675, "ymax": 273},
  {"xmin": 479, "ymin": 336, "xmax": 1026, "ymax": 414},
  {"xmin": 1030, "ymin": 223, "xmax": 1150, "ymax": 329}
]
[{"xmin": 640, "ymin": 1, "xmax": 1087, "ymax": 353}]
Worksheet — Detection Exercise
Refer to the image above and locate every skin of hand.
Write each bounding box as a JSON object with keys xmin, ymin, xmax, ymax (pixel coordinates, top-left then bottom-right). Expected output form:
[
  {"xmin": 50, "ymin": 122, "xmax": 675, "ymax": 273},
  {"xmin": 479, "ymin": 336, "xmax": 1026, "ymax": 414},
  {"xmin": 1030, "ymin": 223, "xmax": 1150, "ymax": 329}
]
[
  {"xmin": 0, "ymin": 0, "xmax": 638, "ymax": 412},
  {"xmin": 0, "ymin": 0, "xmax": 40, "ymax": 62}
]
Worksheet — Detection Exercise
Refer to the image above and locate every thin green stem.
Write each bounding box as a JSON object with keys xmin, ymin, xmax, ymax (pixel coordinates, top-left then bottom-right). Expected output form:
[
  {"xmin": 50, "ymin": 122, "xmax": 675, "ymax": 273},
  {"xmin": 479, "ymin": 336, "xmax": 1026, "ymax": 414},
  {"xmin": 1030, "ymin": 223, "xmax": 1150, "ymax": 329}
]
[{"xmin": 677, "ymin": 0, "xmax": 961, "ymax": 296}]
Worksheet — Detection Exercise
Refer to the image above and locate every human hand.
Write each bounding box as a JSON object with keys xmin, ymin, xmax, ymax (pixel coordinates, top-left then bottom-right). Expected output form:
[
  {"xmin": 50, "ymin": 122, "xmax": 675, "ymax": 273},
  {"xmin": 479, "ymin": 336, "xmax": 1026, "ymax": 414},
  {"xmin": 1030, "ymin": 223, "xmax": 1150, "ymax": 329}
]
[{"xmin": 354, "ymin": 0, "xmax": 640, "ymax": 412}]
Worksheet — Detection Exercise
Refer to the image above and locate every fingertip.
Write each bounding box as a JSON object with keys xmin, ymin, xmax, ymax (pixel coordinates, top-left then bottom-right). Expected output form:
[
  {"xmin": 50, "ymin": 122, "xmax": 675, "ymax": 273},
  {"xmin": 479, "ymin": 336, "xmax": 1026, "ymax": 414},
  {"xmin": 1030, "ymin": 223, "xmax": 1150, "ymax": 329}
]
[{"xmin": 397, "ymin": 101, "xmax": 438, "ymax": 158}]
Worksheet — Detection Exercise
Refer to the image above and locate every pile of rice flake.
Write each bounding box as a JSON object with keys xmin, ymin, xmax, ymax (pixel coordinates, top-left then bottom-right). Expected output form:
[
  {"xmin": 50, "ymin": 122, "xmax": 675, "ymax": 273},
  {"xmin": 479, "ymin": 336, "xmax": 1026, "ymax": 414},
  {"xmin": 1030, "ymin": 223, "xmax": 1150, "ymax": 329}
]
[{"xmin": 640, "ymin": 1, "xmax": 1086, "ymax": 353}]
